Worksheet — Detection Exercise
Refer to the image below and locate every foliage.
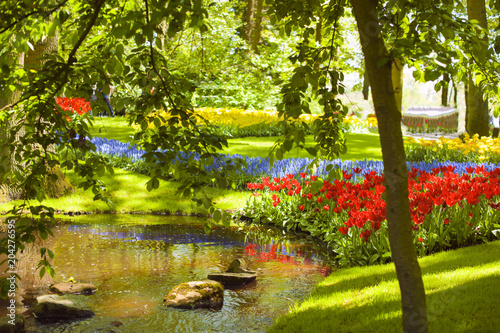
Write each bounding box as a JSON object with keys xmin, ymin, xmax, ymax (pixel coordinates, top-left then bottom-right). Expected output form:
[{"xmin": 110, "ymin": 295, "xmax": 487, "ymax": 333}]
[
  {"xmin": 240, "ymin": 167, "xmax": 500, "ymax": 267},
  {"xmin": 405, "ymin": 133, "xmax": 500, "ymax": 164}
]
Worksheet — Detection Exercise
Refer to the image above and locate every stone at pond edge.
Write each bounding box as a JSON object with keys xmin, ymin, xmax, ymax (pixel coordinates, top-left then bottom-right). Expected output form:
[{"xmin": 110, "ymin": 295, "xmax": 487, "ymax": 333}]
[
  {"xmin": 163, "ymin": 280, "xmax": 224, "ymax": 310},
  {"xmin": 226, "ymin": 258, "xmax": 256, "ymax": 274},
  {"xmin": 207, "ymin": 272, "xmax": 257, "ymax": 286},
  {"xmin": 49, "ymin": 282, "xmax": 97, "ymax": 295},
  {"xmin": 33, "ymin": 295, "xmax": 94, "ymax": 320},
  {"xmin": 0, "ymin": 314, "xmax": 25, "ymax": 333}
]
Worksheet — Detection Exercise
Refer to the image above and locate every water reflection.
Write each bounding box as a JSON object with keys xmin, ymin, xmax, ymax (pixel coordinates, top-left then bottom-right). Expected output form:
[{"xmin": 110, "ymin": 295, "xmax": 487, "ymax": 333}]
[{"xmin": 10, "ymin": 215, "xmax": 333, "ymax": 332}]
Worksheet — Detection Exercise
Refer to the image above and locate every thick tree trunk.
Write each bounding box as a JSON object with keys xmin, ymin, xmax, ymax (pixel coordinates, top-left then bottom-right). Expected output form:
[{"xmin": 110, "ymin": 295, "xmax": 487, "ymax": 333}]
[
  {"xmin": 243, "ymin": 0, "xmax": 255, "ymax": 49},
  {"xmin": 466, "ymin": 0, "xmax": 489, "ymax": 136},
  {"xmin": 351, "ymin": 1, "xmax": 428, "ymax": 332},
  {"xmin": 250, "ymin": 0, "xmax": 263, "ymax": 52},
  {"xmin": 243, "ymin": 0, "xmax": 263, "ymax": 53},
  {"xmin": 0, "ymin": 53, "xmax": 24, "ymax": 183},
  {"xmin": 23, "ymin": 30, "xmax": 74, "ymax": 197}
]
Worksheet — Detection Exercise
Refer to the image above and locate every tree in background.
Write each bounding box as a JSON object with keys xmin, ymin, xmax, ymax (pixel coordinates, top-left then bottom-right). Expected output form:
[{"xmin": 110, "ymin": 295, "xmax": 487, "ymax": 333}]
[{"xmin": 466, "ymin": 0, "xmax": 490, "ymax": 136}]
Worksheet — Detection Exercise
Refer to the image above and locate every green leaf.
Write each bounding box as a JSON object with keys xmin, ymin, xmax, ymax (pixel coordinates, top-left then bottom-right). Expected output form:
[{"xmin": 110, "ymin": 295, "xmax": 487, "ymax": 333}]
[
  {"xmin": 213, "ymin": 209, "xmax": 222, "ymax": 222},
  {"xmin": 369, "ymin": 254, "xmax": 380, "ymax": 265},
  {"xmin": 18, "ymin": 217, "xmax": 30, "ymax": 227},
  {"xmin": 276, "ymin": 148, "xmax": 283, "ymax": 160},
  {"xmin": 39, "ymin": 267, "xmax": 46, "ymax": 279},
  {"xmin": 204, "ymin": 222, "xmax": 212, "ymax": 235}
]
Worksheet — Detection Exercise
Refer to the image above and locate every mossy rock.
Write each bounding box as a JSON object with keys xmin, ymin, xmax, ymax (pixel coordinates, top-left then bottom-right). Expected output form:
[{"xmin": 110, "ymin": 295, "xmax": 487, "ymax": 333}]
[
  {"xmin": 49, "ymin": 282, "xmax": 97, "ymax": 295},
  {"xmin": 163, "ymin": 280, "xmax": 224, "ymax": 310}
]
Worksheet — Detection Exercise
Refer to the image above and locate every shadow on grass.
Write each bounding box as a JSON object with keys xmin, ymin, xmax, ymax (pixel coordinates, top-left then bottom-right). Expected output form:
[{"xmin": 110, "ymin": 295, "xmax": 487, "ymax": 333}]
[
  {"xmin": 269, "ymin": 241, "xmax": 500, "ymax": 333},
  {"xmin": 270, "ymin": 274, "xmax": 500, "ymax": 333}
]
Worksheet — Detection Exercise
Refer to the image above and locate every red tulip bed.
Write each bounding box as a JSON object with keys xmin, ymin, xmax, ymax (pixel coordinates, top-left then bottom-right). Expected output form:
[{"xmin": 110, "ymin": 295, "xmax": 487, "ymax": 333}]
[
  {"xmin": 56, "ymin": 97, "xmax": 91, "ymax": 119},
  {"xmin": 241, "ymin": 166, "xmax": 500, "ymax": 267}
]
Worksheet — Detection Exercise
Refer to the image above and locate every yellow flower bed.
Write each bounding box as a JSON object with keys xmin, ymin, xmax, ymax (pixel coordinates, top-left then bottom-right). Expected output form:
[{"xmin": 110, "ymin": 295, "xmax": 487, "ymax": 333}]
[
  {"xmin": 405, "ymin": 133, "xmax": 500, "ymax": 160},
  {"xmin": 137, "ymin": 108, "xmax": 377, "ymax": 130}
]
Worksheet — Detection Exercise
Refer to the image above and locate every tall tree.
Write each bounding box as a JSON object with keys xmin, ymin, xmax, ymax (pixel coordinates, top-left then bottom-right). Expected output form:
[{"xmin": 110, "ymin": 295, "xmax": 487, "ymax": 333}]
[
  {"xmin": 351, "ymin": 1, "xmax": 427, "ymax": 331},
  {"xmin": 466, "ymin": 0, "xmax": 489, "ymax": 136},
  {"xmin": 0, "ymin": 52, "xmax": 23, "ymax": 183},
  {"xmin": 241, "ymin": 0, "xmax": 264, "ymax": 53}
]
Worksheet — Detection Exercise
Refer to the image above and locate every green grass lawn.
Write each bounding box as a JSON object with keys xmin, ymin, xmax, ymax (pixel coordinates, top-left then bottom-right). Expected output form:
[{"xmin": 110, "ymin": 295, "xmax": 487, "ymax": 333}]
[
  {"xmin": 0, "ymin": 168, "xmax": 248, "ymax": 214},
  {"xmin": 225, "ymin": 133, "xmax": 382, "ymax": 160},
  {"xmin": 269, "ymin": 240, "xmax": 500, "ymax": 333},
  {"xmin": 88, "ymin": 116, "xmax": 383, "ymax": 160},
  {"xmin": 90, "ymin": 116, "xmax": 136, "ymax": 143}
]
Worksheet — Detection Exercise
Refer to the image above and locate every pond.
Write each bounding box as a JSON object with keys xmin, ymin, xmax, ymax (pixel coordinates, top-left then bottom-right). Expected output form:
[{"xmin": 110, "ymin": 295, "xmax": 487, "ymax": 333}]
[{"xmin": 4, "ymin": 215, "xmax": 334, "ymax": 332}]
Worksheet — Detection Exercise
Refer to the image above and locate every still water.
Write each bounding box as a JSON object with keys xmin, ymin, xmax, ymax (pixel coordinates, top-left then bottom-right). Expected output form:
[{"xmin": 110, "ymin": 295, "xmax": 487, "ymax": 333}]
[{"xmin": 13, "ymin": 215, "xmax": 334, "ymax": 332}]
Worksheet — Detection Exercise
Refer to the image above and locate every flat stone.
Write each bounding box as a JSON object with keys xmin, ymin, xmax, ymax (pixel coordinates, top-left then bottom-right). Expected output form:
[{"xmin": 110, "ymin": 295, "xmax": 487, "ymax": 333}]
[
  {"xmin": 33, "ymin": 295, "xmax": 94, "ymax": 320},
  {"xmin": 163, "ymin": 280, "xmax": 224, "ymax": 310},
  {"xmin": 207, "ymin": 272, "xmax": 257, "ymax": 286},
  {"xmin": 49, "ymin": 282, "xmax": 97, "ymax": 295}
]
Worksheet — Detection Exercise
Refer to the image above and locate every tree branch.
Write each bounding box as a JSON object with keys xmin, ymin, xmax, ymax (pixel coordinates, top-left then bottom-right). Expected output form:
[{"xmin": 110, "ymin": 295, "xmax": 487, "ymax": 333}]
[{"xmin": 0, "ymin": 0, "xmax": 70, "ymax": 34}]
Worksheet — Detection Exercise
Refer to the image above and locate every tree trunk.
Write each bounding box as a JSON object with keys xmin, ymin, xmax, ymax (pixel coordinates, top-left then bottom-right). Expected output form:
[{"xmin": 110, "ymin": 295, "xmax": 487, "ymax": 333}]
[
  {"xmin": 23, "ymin": 30, "xmax": 74, "ymax": 197},
  {"xmin": 351, "ymin": 1, "xmax": 428, "ymax": 332},
  {"xmin": 243, "ymin": 0, "xmax": 255, "ymax": 50},
  {"xmin": 392, "ymin": 58, "xmax": 403, "ymax": 113},
  {"xmin": 466, "ymin": 0, "xmax": 489, "ymax": 136},
  {"xmin": 441, "ymin": 73, "xmax": 450, "ymax": 107},
  {"xmin": 250, "ymin": 0, "xmax": 263, "ymax": 52},
  {"xmin": 0, "ymin": 53, "xmax": 24, "ymax": 183}
]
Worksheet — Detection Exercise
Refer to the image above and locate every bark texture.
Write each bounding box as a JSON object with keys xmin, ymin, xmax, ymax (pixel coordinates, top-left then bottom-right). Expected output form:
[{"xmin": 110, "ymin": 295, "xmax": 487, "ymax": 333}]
[
  {"xmin": 350, "ymin": 1, "xmax": 428, "ymax": 332},
  {"xmin": 466, "ymin": 0, "xmax": 489, "ymax": 136},
  {"xmin": 243, "ymin": 0, "xmax": 263, "ymax": 53},
  {"xmin": 391, "ymin": 58, "xmax": 403, "ymax": 112},
  {"xmin": 0, "ymin": 53, "xmax": 24, "ymax": 183}
]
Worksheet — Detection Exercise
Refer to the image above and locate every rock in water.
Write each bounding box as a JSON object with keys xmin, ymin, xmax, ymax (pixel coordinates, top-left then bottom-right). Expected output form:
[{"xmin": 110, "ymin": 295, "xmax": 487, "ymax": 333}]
[
  {"xmin": 49, "ymin": 282, "xmax": 97, "ymax": 295},
  {"xmin": 226, "ymin": 258, "xmax": 256, "ymax": 274},
  {"xmin": 207, "ymin": 272, "xmax": 257, "ymax": 286},
  {"xmin": 163, "ymin": 280, "xmax": 224, "ymax": 310},
  {"xmin": 33, "ymin": 295, "xmax": 94, "ymax": 320}
]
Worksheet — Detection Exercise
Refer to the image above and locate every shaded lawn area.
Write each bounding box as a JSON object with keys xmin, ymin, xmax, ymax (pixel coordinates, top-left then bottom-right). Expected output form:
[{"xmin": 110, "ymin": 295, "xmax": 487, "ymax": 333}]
[
  {"xmin": 0, "ymin": 168, "xmax": 248, "ymax": 214},
  {"xmin": 89, "ymin": 116, "xmax": 383, "ymax": 160},
  {"xmin": 268, "ymin": 240, "xmax": 500, "ymax": 333}
]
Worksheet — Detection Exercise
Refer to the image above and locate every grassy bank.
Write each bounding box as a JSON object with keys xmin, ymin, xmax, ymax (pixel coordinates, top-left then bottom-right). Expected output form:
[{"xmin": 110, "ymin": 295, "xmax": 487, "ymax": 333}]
[
  {"xmin": 269, "ymin": 240, "xmax": 500, "ymax": 333},
  {"xmin": 0, "ymin": 168, "xmax": 248, "ymax": 214}
]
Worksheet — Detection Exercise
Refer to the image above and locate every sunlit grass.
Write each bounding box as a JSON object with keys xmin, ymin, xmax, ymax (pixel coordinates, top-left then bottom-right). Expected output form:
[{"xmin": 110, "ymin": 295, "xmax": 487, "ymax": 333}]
[
  {"xmin": 0, "ymin": 168, "xmax": 248, "ymax": 214},
  {"xmin": 269, "ymin": 241, "xmax": 500, "ymax": 333},
  {"xmin": 88, "ymin": 116, "xmax": 383, "ymax": 160},
  {"xmin": 222, "ymin": 133, "xmax": 382, "ymax": 161},
  {"xmin": 90, "ymin": 116, "xmax": 135, "ymax": 143}
]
